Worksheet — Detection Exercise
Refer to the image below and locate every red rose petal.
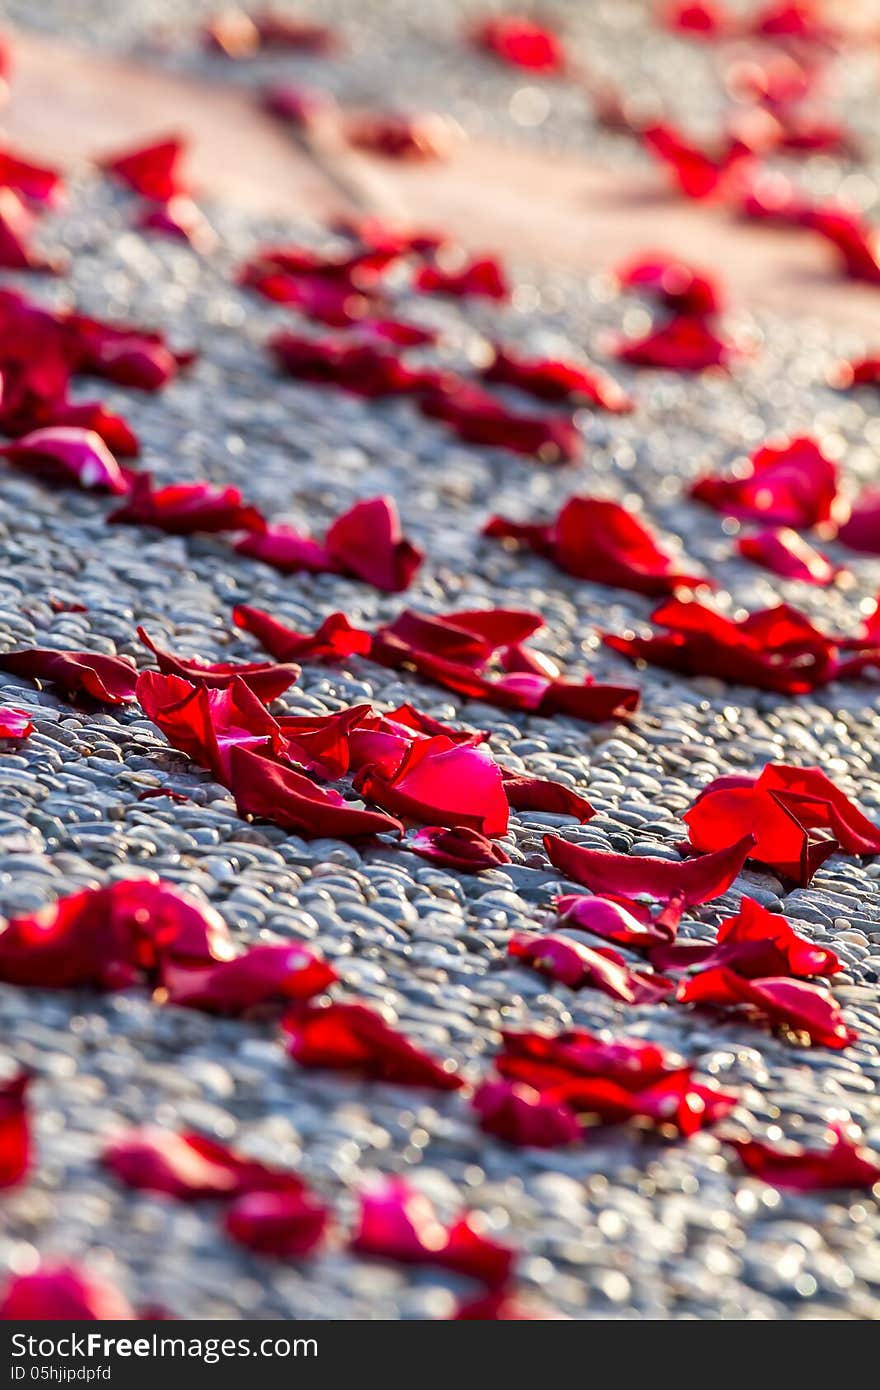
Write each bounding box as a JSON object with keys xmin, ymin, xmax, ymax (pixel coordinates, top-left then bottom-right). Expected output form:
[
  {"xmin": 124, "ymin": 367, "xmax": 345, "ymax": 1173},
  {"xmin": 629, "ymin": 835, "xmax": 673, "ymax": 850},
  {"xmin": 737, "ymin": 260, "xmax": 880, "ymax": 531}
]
[
  {"xmin": 731, "ymin": 1124, "xmax": 880, "ymax": 1190},
  {"xmin": 508, "ymin": 932, "xmax": 674, "ymax": 1004},
  {"xmin": 230, "ymin": 743, "xmax": 403, "ymax": 840},
  {"xmin": 0, "ymin": 707, "xmax": 34, "ymax": 740},
  {"xmin": 692, "ymin": 435, "xmax": 838, "ymax": 527},
  {"xmin": 615, "ymin": 314, "xmax": 735, "ymax": 371},
  {"xmin": 471, "ymin": 16, "xmax": 566, "ymax": 73},
  {"xmin": 485, "ymin": 495, "xmax": 709, "ymax": 595},
  {"xmin": 0, "ymin": 1072, "xmax": 29, "ymax": 1188},
  {"xmin": 225, "ymin": 1189, "xmax": 329, "ymax": 1256},
  {"xmin": 162, "ymin": 941, "xmax": 337, "ymax": 1016},
  {"xmin": 99, "ymin": 135, "xmax": 189, "ymax": 201},
  {"xmin": 352, "ymin": 1177, "xmax": 513, "ymax": 1286},
  {"xmin": 108, "ymin": 472, "xmax": 265, "ymax": 534},
  {"xmin": 409, "ymin": 825, "xmax": 511, "ymax": 872},
  {"xmin": 284, "ymin": 1001, "xmax": 463, "ymax": 1090},
  {"xmin": 737, "ymin": 527, "xmax": 839, "ymax": 585},
  {"xmin": 0, "ymin": 426, "xmax": 129, "ymax": 494},
  {"xmin": 137, "ymin": 626, "xmax": 299, "ymax": 703},
  {"xmin": 0, "ymin": 1265, "xmax": 136, "ymax": 1320},
  {"xmin": 678, "ymin": 968, "xmax": 856, "ymax": 1048},
  {"xmin": 103, "ymin": 1127, "xmax": 305, "ymax": 1200},
  {"xmin": 0, "ymin": 647, "xmax": 137, "ymax": 704},
  {"xmin": 481, "ymin": 345, "xmax": 632, "ymax": 411},
  {"xmin": 544, "ymin": 831, "xmax": 755, "ymax": 905},
  {"xmin": 472, "ymin": 1079, "xmax": 580, "ymax": 1148}
]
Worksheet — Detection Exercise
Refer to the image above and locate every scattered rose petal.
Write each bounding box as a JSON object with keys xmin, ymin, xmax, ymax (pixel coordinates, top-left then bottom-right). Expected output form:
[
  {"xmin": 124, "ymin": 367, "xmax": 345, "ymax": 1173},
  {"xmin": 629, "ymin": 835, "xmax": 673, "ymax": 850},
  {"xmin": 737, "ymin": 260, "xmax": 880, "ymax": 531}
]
[
  {"xmin": 420, "ymin": 379, "xmax": 579, "ymax": 461},
  {"xmin": 346, "ymin": 112, "xmax": 458, "ymax": 161},
  {"xmin": 137, "ymin": 197, "xmax": 216, "ymax": 252},
  {"xmin": 108, "ymin": 472, "xmax": 265, "ymax": 534},
  {"xmin": 737, "ymin": 527, "xmax": 839, "ymax": 585},
  {"xmin": 0, "ymin": 426, "xmax": 130, "ymax": 494},
  {"xmin": 0, "ymin": 1264, "xmax": 136, "ymax": 1320},
  {"xmin": 485, "ymin": 495, "xmax": 709, "ymax": 595},
  {"xmin": 642, "ymin": 123, "xmax": 752, "ymax": 199},
  {"xmin": 616, "ymin": 253, "xmax": 722, "ymax": 315},
  {"xmin": 99, "ymin": 136, "xmax": 189, "ymax": 201},
  {"xmin": 261, "ymin": 82, "xmax": 337, "ymax": 128},
  {"xmin": 137, "ymin": 626, "xmax": 299, "ymax": 703},
  {"xmin": 103, "ymin": 1126, "xmax": 305, "ymax": 1200},
  {"xmin": 684, "ymin": 763, "xmax": 880, "ymax": 886},
  {"xmin": 225, "ymin": 1189, "xmax": 329, "ymax": 1256},
  {"xmin": 614, "ymin": 314, "xmax": 736, "ymax": 371},
  {"xmin": 544, "ymin": 831, "xmax": 755, "ymax": 905},
  {"xmin": 471, "ymin": 16, "xmax": 566, "ymax": 73},
  {"xmin": 409, "ymin": 825, "xmax": 511, "ymax": 872},
  {"xmin": 0, "ymin": 707, "xmax": 34, "ymax": 740},
  {"xmin": 730, "ymin": 1124, "xmax": 880, "ymax": 1190},
  {"xmin": 230, "ymin": 743, "xmax": 402, "ymax": 839},
  {"xmin": 162, "ymin": 941, "xmax": 337, "ymax": 1016},
  {"xmin": 496, "ymin": 1029, "xmax": 735, "ymax": 1134},
  {"xmin": 0, "ymin": 1072, "xmax": 29, "ymax": 1188},
  {"xmin": 285, "ymin": 1001, "xmax": 463, "ymax": 1090},
  {"xmin": 481, "ymin": 344, "xmax": 632, "ymax": 411},
  {"xmin": 678, "ymin": 968, "xmax": 856, "ymax": 1048},
  {"xmin": 555, "ymin": 893, "xmax": 681, "ymax": 947},
  {"xmin": 0, "ymin": 647, "xmax": 137, "ymax": 704},
  {"xmin": 691, "ymin": 435, "xmax": 837, "ymax": 527},
  {"xmin": 351, "ymin": 1177, "xmax": 513, "ymax": 1286},
  {"xmin": 472, "ymin": 1079, "xmax": 580, "ymax": 1148},
  {"xmin": 501, "ymin": 770, "xmax": 595, "ymax": 822},
  {"xmin": 508, "ymin": 932, "xmax": 674, "ymax": 1003},
  {"xmin": 0, "ymin": 187, "xmax": 62, "ymax": 272},
  {"xmin": 414, "ymin": 256, "xmax": 508, "ymax": 301},
  {"xmin": 649, "ymin": 895, "xmax": 840, "ymax": 978},
  {"xmin": 603, "ymin": 596, "xmax": 838, "ymax": 694},
  {"xmin": 837, "ymin": 488, "xmax": 880, "ymax": 555},
  {"xmin": 355, "ymin": 735, "xmax": 509, "ymax": 836},
  {"xmin": 137, "ymin": 671, "xmax": 282, "ymax": 782}
]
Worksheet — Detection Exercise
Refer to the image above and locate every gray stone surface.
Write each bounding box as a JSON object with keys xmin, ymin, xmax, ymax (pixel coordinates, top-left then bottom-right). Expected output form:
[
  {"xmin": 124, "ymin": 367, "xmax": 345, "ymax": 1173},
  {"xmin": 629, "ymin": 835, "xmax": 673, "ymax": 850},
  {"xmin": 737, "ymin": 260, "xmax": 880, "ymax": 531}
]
[{"xmin": 0, "ymin": 1, "xmax": 878, "ymax": 1322}]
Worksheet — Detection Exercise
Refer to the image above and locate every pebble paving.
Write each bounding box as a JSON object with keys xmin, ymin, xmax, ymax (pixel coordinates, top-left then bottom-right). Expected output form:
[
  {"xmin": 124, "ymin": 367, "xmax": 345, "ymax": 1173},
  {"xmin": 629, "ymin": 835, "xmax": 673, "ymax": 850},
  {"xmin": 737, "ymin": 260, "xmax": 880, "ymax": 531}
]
[{"xmin": 0, "ymin": 1, "xmax": 878, "ymax": 1320}]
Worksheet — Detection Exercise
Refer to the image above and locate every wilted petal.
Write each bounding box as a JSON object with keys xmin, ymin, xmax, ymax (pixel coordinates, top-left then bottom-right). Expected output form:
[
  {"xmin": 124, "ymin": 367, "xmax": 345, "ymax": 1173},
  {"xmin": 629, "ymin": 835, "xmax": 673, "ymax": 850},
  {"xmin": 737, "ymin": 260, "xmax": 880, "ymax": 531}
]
[{"xmin": 285, "ymin": 1001, "xmax": 463, "ymax": 1090}]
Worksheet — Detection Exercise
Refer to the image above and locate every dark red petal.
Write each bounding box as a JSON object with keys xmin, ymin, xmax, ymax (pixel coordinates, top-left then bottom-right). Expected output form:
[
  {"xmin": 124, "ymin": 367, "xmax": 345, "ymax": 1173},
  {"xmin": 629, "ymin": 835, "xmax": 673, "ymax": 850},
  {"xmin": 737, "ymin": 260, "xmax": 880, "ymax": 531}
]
[{"xmin": 472, "ymin": 1079, "xmax": 580, "ymax": 1147}]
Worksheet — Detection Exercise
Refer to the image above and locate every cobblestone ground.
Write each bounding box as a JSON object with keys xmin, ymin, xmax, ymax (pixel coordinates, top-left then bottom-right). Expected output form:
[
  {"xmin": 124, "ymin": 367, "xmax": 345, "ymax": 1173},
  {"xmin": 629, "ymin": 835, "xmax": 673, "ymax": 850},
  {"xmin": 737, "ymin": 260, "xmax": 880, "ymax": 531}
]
[{"xmin": 0, "ymin": 2, "xmax": 879, "ymax": 1319}]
